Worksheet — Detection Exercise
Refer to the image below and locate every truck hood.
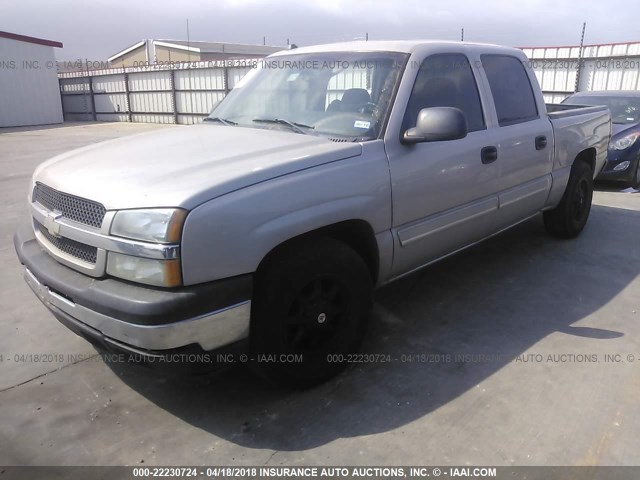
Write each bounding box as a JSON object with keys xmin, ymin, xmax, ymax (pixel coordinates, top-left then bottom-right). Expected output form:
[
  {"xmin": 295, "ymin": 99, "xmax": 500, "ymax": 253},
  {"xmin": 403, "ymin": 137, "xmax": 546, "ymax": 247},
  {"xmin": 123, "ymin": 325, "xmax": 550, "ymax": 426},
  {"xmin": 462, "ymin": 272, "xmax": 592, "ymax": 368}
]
[{"xmin": 33, "ymin": 125, "xmax": 362, "ymax": 210}]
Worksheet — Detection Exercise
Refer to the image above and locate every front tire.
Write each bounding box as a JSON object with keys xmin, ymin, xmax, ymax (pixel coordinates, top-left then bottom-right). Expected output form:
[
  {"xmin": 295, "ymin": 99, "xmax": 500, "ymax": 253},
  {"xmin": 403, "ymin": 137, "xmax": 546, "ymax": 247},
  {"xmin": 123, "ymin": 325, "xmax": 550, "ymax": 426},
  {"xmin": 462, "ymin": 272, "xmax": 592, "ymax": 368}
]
[
  {"xmin": 544, "ymin": 160, "xmax": 594, "ymax": 239},
  {"xmin": 250, "ymin": 237, "xmax": 373, "ymax": 388}
]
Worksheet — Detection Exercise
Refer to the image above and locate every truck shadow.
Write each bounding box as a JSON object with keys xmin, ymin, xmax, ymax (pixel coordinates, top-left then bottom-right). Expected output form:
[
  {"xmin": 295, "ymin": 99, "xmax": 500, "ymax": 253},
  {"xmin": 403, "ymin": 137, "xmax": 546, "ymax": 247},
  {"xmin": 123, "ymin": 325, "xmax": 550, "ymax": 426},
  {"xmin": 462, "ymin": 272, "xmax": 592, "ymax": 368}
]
[{"xmin": 106, "ymin": 204, "xmax": 639, "ymax": 451}]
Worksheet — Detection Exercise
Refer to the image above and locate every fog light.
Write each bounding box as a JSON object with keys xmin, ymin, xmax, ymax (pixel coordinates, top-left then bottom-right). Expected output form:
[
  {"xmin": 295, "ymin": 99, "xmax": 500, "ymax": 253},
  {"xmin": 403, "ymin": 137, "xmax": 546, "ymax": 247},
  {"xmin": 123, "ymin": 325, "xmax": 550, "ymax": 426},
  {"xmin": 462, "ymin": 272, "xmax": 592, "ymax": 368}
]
[
  {"xmin": 107, "ymin": 252, "xmax": 182, "ymax": 287},
  {"xmin": 613, "ymin": 161, "xmax": 631, "ymax": 171}
]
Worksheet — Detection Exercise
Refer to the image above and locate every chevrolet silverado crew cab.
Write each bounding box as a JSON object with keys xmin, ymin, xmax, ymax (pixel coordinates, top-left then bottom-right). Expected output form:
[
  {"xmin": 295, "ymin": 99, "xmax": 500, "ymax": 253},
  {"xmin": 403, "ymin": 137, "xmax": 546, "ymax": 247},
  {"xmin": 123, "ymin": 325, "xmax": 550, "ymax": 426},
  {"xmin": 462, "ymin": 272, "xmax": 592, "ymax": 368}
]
[{"xmin": 15, "ymin": 41, "xmax": 611, "ymax": 387}]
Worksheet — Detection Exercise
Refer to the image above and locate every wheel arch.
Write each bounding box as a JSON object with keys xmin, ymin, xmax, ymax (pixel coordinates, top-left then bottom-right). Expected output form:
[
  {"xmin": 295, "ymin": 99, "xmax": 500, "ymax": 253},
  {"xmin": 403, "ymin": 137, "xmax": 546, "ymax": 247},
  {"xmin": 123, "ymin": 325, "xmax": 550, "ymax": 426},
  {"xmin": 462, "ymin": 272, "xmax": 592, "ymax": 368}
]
[
  {"xmin": 255, "ymin": 219, "xmax": 380, "ymax": 284},
  {"xmin": 574, "ymin": 147, "xmax": 596, "ymax": 172},
  {"xmin": 546, "ymin": 147, "xmax": 597, "ymax": 210}
]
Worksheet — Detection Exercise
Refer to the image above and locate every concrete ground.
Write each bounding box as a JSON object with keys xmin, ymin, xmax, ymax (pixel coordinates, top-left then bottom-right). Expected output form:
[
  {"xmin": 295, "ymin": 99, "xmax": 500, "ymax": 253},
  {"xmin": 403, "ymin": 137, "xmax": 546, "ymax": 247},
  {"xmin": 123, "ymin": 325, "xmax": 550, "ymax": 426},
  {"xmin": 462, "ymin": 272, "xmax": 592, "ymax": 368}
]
[{"xmin": 0, "ymin": 122, "xmax": 639, "ymax": 466}]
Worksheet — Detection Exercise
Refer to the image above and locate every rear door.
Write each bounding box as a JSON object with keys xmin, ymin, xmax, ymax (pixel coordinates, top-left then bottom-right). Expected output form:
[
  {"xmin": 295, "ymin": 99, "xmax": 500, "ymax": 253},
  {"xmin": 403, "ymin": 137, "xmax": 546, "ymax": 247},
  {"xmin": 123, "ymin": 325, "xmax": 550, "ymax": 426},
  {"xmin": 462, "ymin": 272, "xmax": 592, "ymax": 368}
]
[{"xmin": 479, "ymin": 54, "xmax": 554, "ymax": 230}]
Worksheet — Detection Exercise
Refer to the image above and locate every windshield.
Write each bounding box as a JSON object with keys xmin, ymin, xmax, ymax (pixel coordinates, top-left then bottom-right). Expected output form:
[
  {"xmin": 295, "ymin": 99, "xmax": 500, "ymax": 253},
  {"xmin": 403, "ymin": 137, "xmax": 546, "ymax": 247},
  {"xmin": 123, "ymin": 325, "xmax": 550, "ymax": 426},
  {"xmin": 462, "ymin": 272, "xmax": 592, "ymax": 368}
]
[
  {"xmin": 208, "ymin": 52, "xmax": 408, "ymax": 140},
  {"xmin": 563, "ymin": 94, "xmax": 640, "ymax": 124}
]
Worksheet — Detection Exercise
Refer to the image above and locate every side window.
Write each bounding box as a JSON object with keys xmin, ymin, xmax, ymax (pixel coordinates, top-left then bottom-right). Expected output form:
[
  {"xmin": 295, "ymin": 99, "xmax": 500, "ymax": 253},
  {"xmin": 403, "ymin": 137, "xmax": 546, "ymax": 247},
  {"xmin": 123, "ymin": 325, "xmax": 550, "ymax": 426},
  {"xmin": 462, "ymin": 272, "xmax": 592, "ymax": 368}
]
[
  {"xmin": 481, "ymin": 54, "xmax": 539, "ymax": 126},
  {"xmin": 402, "ymin": 53, "xmax": 485, "ymax": 134}
]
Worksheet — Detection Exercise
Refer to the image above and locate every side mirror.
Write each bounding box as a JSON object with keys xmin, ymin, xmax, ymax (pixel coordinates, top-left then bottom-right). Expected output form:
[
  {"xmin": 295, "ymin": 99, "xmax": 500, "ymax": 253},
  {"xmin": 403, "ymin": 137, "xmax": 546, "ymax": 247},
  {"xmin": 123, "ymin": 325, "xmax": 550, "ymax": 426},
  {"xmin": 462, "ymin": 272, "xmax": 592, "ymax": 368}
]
[{"xmin": 402, "ymin": 107, "xmax": 468, "ymax": 144}]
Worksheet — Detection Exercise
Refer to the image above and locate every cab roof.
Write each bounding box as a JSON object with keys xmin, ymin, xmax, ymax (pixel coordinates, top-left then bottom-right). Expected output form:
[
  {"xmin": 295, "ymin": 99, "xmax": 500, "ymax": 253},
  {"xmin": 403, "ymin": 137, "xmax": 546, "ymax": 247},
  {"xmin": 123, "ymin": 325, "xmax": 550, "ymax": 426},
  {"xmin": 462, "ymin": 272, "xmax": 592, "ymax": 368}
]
[{"xmin": 270, "ymin": 40, "xmax": 516, "ymax": 56}]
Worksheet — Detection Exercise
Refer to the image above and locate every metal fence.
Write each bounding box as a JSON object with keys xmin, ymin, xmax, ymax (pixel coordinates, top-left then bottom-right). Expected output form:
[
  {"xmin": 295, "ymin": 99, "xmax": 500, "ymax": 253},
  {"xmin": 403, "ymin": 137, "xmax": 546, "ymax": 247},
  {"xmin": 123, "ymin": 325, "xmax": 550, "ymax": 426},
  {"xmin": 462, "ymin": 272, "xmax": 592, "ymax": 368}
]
[
  {"xmin": 58, "ymin": 58, "xmax": 370, "ymax": 124},
  {"xmin": 59, "ymin": 60, "xmax": 255, "ymax": 124},
  {"xmin": 523, "ymin": 41, "xmax": 640, "ymax": 103},
  {"xmin": 59, "ymin": 41, "xmax": 640, "ymax": 124}
]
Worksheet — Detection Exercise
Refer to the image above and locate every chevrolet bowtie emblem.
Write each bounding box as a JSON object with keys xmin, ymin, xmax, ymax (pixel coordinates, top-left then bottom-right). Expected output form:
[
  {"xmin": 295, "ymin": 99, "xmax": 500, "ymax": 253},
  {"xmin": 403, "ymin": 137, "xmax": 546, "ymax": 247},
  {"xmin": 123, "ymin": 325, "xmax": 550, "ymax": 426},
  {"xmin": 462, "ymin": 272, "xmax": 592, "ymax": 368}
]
[{"xmin": 44, "ymin": 211, "xmax": 63, "ymax": 238}]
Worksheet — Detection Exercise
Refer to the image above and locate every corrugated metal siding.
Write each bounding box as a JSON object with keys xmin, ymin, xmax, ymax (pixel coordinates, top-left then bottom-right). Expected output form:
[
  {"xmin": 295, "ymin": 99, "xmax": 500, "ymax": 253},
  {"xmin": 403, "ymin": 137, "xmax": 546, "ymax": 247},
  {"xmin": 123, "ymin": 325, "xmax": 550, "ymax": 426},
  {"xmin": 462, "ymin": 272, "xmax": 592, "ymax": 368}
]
[
  {"xmin": 93, "ymin": 93, "xmax": 128, "ymax": 113},
  {"xmin": 129, "ymin": 91, "xmax": 172, "ymax": 113},
  {"xmin": 326, "ymin": 68, "xmax": 370, "ymax": 106},
  {"xmin": 176, "ymin": 91, "xmax": 225, "ymax": 115},
  {"xmin": 92, "ymin": 74, "xmax": 126, "ymax": 92},
  {"xmin": 128, "ymin": 71, "xmax": 172, "ymax": 91},
  {"xmin": 59, "ymin": 60, "xmax": 259, "ymax": 124},
  {"xmin": 228, "ymin": 67, "xmax": 252, "ymax": 88},
  {"xmin": 522, "ymin": 41, "xmax": 640, "ymax": 102},
  {"xmin": 175, "ymin": 68, "xmax": 225, "ymax": 90},
  {"xmin": 0, "ymin": 37, "xmax": 63, "ymax": 127}
]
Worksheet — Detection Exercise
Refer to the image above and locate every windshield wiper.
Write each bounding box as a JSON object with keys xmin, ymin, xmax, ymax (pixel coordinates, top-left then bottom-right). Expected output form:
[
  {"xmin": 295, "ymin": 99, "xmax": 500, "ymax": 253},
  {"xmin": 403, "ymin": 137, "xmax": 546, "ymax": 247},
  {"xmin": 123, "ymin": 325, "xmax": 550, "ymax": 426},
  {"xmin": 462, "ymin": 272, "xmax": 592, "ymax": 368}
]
[
  {"xmin": 253, "ymin": 118, "xmax": 314, "ymax": 135},
  {"xmin": 204, "ymin": 117, "xmax": 237, "ymax": 126}
]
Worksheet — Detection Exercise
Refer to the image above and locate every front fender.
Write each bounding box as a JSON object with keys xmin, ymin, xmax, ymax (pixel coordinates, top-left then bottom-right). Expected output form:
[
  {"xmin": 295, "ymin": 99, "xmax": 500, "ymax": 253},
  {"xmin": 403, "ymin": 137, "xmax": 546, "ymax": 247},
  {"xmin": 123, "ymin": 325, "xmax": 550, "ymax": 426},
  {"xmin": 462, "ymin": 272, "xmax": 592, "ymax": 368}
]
[{"xmin": 180, "ymin": 141, "xmax": 392, "ymax": 286}]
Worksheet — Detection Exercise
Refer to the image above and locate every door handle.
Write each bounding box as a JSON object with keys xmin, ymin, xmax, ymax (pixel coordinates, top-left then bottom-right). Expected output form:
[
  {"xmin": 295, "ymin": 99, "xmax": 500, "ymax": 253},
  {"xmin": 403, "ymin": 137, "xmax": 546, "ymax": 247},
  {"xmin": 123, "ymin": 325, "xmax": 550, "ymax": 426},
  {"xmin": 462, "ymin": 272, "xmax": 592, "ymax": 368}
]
[
  {"xmin": 481, "ymin": 146, "xmax": 498, "ymax": 164},
  {"xmin": 535, "ymin": 135, "xmax": 547, "ymax": 150}
]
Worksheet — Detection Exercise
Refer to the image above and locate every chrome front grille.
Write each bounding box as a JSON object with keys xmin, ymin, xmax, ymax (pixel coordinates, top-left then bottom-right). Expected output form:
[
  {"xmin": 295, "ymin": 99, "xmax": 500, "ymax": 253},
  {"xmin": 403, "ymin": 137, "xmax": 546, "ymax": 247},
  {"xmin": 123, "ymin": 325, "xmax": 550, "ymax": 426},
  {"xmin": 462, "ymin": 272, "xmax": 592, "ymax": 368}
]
[
  {"xmin": 33, "ymin": 183, "xmax": 106, "ymax": 228},
  {"xmin": 36, "ymin": 221, "xmax": 98, "ymax": 264}
]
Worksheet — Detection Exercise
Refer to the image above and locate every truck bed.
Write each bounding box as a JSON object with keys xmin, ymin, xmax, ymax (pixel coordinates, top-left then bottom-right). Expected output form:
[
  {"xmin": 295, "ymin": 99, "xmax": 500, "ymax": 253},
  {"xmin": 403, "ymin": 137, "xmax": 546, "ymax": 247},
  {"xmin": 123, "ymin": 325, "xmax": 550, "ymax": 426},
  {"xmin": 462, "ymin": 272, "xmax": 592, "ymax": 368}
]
[
  {"xmin": 546, "ymin": 103, "xmax": 609, "ymax": 119},
  {"xmin": 546, "ymin": 103, "xmax": 610, "ymax": 178}
]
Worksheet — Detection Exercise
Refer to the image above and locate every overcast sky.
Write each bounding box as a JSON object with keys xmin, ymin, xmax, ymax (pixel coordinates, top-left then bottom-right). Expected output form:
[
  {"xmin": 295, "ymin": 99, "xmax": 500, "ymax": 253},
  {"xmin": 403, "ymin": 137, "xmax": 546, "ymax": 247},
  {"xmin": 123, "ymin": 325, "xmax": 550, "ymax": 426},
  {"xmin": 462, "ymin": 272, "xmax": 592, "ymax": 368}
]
[{"xmin": 3, "ymin": 0, "xmax": 638, "ymax": 60}]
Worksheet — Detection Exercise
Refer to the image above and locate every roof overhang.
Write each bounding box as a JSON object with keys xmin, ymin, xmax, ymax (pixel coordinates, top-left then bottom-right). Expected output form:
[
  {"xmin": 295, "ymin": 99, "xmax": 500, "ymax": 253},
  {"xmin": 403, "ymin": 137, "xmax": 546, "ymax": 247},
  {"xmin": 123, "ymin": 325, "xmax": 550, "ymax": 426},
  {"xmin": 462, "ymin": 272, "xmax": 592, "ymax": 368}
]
[
  {"xmin": 153, "ymin": 40, "xmax": 201, "ymax": 53},
  {"xmin": 0, "ymin": 30, "xmax": 63, "ymax": 48},
  {"xmin": 108, "ymin": 40, "xmax": 146, "ymax": 62}
]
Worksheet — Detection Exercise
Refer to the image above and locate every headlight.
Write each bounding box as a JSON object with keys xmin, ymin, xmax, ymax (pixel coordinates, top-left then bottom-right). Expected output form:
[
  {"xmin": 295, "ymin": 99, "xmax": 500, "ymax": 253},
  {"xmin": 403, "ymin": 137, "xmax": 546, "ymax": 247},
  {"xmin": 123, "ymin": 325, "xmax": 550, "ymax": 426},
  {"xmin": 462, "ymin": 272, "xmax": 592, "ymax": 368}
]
[
  {"xmin": 111, "ymin": 208, "xmax": 187, "ymax": 243},
  {"xmin": 107, "ymin": 252, "xmax": 182, "ymax": 287},
  {"xmin": 611, "ymin": 134, "xmax": 639, "ymax": 150}
]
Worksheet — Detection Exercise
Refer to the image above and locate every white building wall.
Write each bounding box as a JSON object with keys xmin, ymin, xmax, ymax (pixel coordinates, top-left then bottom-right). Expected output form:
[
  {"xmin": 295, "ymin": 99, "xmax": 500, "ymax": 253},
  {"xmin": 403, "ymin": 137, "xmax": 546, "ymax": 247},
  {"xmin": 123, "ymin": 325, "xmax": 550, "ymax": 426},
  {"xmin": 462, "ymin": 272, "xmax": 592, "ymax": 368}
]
[{"xmin": 0, "ymin": 37, "xmax": 63, "ymax": 127}]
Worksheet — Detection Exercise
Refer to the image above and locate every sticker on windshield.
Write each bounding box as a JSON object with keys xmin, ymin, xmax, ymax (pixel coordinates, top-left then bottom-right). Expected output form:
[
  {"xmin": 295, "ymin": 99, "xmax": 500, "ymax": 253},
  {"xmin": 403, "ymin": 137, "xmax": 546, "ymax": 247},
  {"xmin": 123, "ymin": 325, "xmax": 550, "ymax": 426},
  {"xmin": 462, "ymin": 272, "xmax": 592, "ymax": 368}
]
[{"xmin": 354, "ymin": 120, "xmax": 371, "ymax": 129}]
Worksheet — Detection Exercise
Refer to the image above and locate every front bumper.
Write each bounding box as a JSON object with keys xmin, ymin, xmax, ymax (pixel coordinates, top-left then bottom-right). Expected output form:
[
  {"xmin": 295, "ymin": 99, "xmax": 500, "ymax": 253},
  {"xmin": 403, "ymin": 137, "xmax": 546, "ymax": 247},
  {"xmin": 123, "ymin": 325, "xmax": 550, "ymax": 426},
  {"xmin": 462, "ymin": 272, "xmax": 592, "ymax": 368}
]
[
  {"xmin": 596, "ymin": 151, "xmax": 639, "ymax": 183},
  {"xmin": 14, "ymin": 223, "xmax": 253, "ymax": 356}
]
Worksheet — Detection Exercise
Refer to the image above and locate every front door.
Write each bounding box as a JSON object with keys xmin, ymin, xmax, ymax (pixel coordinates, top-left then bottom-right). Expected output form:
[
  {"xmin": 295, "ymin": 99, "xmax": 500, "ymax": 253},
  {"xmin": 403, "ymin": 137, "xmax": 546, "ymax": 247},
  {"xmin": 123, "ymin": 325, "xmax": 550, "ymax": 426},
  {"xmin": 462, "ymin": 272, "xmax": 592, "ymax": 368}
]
[{"xmin": 385, "ymin": 52, "xmax": 500, "ymax": 277}]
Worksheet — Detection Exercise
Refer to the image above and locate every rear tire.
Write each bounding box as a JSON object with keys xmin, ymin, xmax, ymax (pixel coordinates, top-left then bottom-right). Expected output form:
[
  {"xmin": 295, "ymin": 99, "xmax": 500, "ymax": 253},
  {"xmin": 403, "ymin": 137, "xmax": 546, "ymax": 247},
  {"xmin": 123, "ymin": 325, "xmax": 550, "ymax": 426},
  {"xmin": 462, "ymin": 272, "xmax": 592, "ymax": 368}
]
[
  {"xmin": 250, "ymin": 237, "xmax": 373, "ymax": 388},
  {"xmin": 544, "ymin": 160, "xmax": 593, "ymax": 239}
]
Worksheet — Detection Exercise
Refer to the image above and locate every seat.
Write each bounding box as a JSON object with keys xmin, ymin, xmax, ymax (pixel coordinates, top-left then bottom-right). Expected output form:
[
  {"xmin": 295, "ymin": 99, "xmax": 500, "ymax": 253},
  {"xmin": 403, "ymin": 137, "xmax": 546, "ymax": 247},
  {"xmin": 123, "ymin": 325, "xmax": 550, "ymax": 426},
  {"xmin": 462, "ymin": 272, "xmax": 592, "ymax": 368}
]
[{"xmin": 327, "ymin": 88, "xmax": 371, "ymax": 112}]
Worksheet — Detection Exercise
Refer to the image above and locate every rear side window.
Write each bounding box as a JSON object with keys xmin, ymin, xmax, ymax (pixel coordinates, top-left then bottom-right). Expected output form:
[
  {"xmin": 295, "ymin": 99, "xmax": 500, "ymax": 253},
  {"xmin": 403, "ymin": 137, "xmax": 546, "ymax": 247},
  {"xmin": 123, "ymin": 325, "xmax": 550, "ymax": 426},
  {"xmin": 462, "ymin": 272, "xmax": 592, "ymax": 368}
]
[
  {"xmin": 482, "ymin": 54, "xmax": 539, "ymax": 126},
  {"xmin": 402, "ymin": 53, "xmax": 485, "ymax": 133}
]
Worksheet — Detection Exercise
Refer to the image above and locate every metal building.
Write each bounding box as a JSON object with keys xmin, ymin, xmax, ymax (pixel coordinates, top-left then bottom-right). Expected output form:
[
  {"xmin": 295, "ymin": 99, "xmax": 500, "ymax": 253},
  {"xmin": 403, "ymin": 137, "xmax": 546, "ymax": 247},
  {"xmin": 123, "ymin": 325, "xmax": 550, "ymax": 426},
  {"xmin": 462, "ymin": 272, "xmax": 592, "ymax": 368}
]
[
  {"xmin": 0, "ymin": 31, "xmax": 64, "ymax": 127},
  {"xmin": 108, "ymin": 39, "xmax": 284, "ymax": 68}
]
